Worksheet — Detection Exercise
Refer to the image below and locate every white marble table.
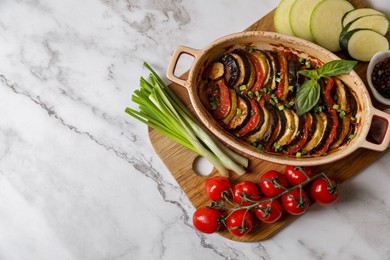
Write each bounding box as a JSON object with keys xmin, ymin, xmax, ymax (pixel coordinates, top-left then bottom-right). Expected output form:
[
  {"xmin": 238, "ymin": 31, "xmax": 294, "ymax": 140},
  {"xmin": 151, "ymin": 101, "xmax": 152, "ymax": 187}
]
[{"xmin": 0, "ymin": 0, "xmax": 390, "ymax": 259}]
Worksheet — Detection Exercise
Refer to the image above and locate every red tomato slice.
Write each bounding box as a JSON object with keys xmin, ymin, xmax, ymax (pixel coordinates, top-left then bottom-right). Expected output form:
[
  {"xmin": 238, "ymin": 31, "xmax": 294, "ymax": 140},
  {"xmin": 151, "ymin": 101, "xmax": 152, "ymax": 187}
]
[
  {"xmin": 236, "ymin": 97, "xmax": 261, "ymax": 137},
  {"xmin": 287, "ymin": 113, "xmax": 312, "ymax": 155},
  {"xmin": 247, "ymin": 52, "xmax": 265, "ymax": 94},
  {"xmin": 212, "ymin": 78, "xmax": 231, "ymax": 120}
]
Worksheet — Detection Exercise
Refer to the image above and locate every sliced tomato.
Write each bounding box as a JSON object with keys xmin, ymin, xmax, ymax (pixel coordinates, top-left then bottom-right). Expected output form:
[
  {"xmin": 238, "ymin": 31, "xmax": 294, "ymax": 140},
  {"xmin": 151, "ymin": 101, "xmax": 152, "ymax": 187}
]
[
  {"xmin": 287, "ymin": 113, "xmax": 312, "ymax": 155},
  {"xmin": 236, "ymin": 97, "xmax": 261, "ymax": 137},
  {"xmin": 323, "ymin": 78, "xmax": 336, "ymax": 109},
  {"xmin": 212, "ymin": 78, "xmax": 231, "ymax": 120},
  {"xmin": 247, "ymin": 52, "xmax": 265, "ymax": 93},
  {"xmin": 315, "ymin": 109, "xmax": 339, "ymax": 155},
  {"xmin": 275, "ymin": 52, "xmax": 289, "ymax": 101}
]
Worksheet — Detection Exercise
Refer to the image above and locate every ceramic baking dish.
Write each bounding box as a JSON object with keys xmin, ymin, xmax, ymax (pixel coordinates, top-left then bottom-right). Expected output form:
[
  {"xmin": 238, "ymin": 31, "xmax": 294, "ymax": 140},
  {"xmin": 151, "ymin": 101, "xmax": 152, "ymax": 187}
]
[{"xmin": 166, "ymin": 31, "xmax": 390, "ymax": 166}]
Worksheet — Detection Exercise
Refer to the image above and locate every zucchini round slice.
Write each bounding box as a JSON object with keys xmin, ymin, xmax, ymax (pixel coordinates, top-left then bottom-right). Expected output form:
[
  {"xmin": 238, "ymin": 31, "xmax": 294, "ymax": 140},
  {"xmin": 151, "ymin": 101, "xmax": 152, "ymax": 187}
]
[
  {"xmin": 340, "ymin": 29, "xmax": 389, "ymax": 62},
  {"xmin": 310, "ymin": 0, "xmax": 354, "ymax": 52},
  {"xmin": 341, "ymin": 14, "xmax": 390, "ymax": 37},
  {"xmin": 274, "ymin": 0, "xmax": 296, "ymax": 36},
  {"xmin": 289, "ymin": 0, "xmax": 323, "ymax": 41},
  {"xmin": 342, "ymin": 8, "xmax": 385, "ymax": 28}
]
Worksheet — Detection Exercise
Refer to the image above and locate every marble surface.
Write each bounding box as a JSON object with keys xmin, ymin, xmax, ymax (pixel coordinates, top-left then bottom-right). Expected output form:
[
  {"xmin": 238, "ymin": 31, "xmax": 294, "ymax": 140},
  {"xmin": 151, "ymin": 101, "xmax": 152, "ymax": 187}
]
[{"xmin": 0, "ymin": 0, "xmax": 390, "ymax": 259}]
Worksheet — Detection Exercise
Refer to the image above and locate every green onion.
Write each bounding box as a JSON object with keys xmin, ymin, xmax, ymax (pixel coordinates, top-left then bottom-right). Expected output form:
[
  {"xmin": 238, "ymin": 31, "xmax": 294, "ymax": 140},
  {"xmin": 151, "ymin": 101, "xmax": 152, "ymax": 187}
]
[{"xmin": 125, "ymin": 62, "xmax": 248, "ymax": 176}]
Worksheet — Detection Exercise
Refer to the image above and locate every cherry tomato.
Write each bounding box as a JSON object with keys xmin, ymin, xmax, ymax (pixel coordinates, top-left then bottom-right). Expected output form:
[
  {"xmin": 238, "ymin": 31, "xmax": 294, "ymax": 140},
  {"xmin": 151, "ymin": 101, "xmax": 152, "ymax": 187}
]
[
  {"xmin": 205, "ymin": 176, "xmax": 232, "ymax": 201},
  {"xmin": 254, "ymin": 198, "xmax": 283, "ymax": 224},
  {"xmin": 226, "ymin": 209, "xmax": 253, "ymax": 237},
  {"xmin": 259, "ymin": 170, "xmax": 288, "ymax": 197},
  {"xmin": 282, "ymin": 188, "xmax": 310, "ymax": 215},
  {"xmin": 192, "ymin": 207, "xmax": 223, "ymax": 234},
  {"xmin": 310, "ymin": 176, "xmax": 339, "ymax": 205},
  {"xmin": 284, "ymin": 166, "xmax": 313, "ymax": 186},
  {"xmin": 233, "ymin": 181, "xmax": 260, "ymax": 206}
]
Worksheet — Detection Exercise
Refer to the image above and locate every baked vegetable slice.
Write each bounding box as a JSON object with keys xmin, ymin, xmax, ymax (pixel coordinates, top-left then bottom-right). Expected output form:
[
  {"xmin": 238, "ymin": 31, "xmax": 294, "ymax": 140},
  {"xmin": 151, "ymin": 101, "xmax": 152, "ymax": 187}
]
[
  {"xmin": 341, "ymin": 14, "xmax": 390, "ymax": 36},
  {"xmin": 289, "ymin": 0, "xmax": 323, "ymax": 41},
  {"xmin": 274, "ymin": 0, "xmax": 296, "ymax": 36},
  {"xmin": 221, "ymin": 54, "xmax": 239, "ymax": 88},
  {"xmin": 310, "ymin": 0, "xmax": 355, "ymax": 52},
  {"xmin": 340, "ymin": 29, "xmax": 389, "ymax": 61},
  {"xmin": 246, "ymin": 104, "xmax": 270, "ymax": 144},
  {"xmin": 342, "ymin": 7, "xmax": 385, "ymax": 27}
]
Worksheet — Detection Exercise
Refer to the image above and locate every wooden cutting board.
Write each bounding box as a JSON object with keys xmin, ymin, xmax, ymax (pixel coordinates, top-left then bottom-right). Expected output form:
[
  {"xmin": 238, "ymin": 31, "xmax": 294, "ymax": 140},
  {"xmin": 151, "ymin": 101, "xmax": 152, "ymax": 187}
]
[{"xmin": 148, "ymin": 0, "xmax": 390, "ymax": 242}]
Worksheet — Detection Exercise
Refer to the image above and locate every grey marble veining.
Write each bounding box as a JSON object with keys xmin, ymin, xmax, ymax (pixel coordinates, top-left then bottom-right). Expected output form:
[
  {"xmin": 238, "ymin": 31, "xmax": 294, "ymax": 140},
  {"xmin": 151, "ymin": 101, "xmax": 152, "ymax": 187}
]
[{"xmin": 0, "ymin": 0, "xmax": 390, "ymax": 259}]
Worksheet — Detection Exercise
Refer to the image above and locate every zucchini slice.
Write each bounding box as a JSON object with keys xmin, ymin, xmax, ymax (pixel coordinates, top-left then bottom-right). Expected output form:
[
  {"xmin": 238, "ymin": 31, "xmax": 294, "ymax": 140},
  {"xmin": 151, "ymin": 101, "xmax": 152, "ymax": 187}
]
[
  {"xmin": 342, "ymin": 8, "xmax": 385, "ymax": 28},
  {"xmin": 274, "ymin": 0, "xmax": 296, "ymax": 36},
  {"xmin": 275, "ymin": 108, "xmax": 296, "ymax": 146},
  {"xmin": 221, "ymin": 89, "xmax": 238, "ymax": 126},
  {"xmin": 340, "ymin": 29, "xmax": 389, "ymax": 62},
  {"xmin": 310, "ymin": 0, "xmax": 355, "ymax": 52},
  {"xmin": 342, "ymin": 14, "xmax": 389, "ymax": 36},
  {"xmin": 289, "ymin": 0, "xmax": 323, "ymax": 41},
  {"xmin": 303, "ymin": 113, "xmax": 324, "ymax": 153},
  {"xmin": 335, "ymin": 79, "xmax": 349, "ymax": 113},
  {"xmin": 226, "ymin": 95, "xmax": 250, "ymax": 131}
]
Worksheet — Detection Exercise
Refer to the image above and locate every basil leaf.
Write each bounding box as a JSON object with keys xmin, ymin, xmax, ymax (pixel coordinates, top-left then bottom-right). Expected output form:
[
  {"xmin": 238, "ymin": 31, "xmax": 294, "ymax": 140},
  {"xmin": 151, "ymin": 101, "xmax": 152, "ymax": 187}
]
[
  {"xmin": 296, "ymin": 79, "xmax": 321, "ymax": 116},
  {"xmin": 318, "ymin": 60, "xmax": 358, "ymax": 78},
  {"xmin": 298, "ymin": 69, "xmax": 319, "ymax": 80}
]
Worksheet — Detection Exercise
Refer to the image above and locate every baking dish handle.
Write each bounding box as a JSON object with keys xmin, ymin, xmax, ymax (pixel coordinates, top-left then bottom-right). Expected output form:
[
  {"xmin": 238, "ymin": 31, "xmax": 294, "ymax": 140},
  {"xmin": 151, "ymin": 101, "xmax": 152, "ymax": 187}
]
[
  {"xmin": 166, "ymin": 45, "xmax": 201, "ymax": 87},
  {"xmin": 360, "ymin": 108, "xmax": 390, "ymax": 151}
]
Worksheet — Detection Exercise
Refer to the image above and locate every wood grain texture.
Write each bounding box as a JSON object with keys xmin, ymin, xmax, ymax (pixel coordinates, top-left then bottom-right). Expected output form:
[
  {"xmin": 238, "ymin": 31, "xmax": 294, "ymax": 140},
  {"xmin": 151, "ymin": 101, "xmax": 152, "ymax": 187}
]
[{"xmin": 148, "ymin": 0, "xmax": 390, "ymax": 242}]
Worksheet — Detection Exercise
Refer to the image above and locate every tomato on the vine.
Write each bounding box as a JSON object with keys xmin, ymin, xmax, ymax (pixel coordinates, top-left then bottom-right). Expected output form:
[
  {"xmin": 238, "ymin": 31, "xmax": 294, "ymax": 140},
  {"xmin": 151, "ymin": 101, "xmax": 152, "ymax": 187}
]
[
  {"xmin": 310, "ymin": 176, "xmax": 339, "ymax": 205},
  {"xmin": 284, "ymin": 166, "xmax": 313, "ymax": 186},
  {"xmin": 282, "ymin": 188, "xmax": 310, "ymax": 215},
  {"xmin": 192, "ymin": 207, "xmax": 223, "ymax": 234},
  {"xmin": 205, "ymin": 176, "xmax": 232, "ymax": 201},
  {"xmin": 233, "ymin": 181, "xmax": 260, "ymax": 206},
  {"xmin": 254, "ymin": 198, "xmax": 283, "ymax": 224},
  {"xmin": 259, "ymin": 170, "xmax": 288, "ymax": 197},
  {"xmin": 226, "ymin": 209, "xmax": 253, "ymax": 237}
]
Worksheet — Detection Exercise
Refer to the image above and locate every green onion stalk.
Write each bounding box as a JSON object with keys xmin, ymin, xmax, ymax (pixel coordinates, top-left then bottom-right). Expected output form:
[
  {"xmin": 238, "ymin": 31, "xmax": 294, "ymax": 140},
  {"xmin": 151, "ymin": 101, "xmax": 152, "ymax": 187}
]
[{"xmin": 125, "ymin": 62, "xmax": 249, "ymax": 177}]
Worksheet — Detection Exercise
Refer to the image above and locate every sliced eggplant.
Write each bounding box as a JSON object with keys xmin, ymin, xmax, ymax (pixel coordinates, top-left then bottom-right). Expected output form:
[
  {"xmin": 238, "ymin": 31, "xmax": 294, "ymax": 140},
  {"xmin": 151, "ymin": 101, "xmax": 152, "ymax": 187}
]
[
  {"xmin": 246, "ymin": 104, "xmax": 270, "ymax": 144},
  {"xmin": 203, "ymin": 62, "xmax": 224, "ymax": 81},
  {"xmin": 221, "ymin": 54, "xmax": 240, "ymax": 88},
  {"xmin": 287, "ymin": 59, "xmax": 301, "ymax": 98},
  {"xmin": 231, "ymin": 50, "xmax": 254, "ymax": 91},
  {"xmin": 345, "ymin": 85, "xmax": 358, "ymax": 116},
  {"xmin": 237, "ymin": 49, "xmax": 256, "ymax": 91},
  {"xmin": 258, "ymin": 103, "xmax": 279, "ymax": 149},
  {"xmin": 272, "ymin": 107, "xmax": 287, "ymax": 150},
  {"xmin": 287, "ymin": 113, "xmax": 312, "ymax": 155},
  {"xmin": 263, "ymin": 51, "xmax": 280, "ymax": 91}
]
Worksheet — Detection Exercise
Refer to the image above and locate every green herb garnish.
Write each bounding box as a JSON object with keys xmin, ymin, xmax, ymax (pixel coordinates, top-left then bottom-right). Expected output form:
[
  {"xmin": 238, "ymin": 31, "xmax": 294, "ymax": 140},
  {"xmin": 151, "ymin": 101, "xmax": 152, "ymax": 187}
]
[{"xmin": 295, "ymin": 60, "xmax": 358, "ymax": 116}]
